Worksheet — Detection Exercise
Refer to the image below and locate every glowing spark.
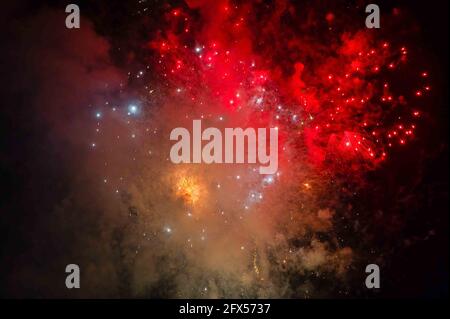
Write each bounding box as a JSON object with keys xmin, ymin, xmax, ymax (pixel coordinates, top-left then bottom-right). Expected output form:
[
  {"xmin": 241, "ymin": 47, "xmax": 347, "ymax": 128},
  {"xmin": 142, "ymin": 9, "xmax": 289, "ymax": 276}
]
[{"xmin": 176, "ymin": 175, "xmax": 202, "ymax": 205}]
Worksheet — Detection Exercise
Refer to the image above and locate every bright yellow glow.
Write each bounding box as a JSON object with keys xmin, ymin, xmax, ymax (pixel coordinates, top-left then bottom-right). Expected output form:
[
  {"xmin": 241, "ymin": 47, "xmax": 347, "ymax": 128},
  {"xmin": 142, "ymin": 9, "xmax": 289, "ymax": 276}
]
[{"xmin": 176, "ymin": 175, "xmax": 201, "ymax": 205}]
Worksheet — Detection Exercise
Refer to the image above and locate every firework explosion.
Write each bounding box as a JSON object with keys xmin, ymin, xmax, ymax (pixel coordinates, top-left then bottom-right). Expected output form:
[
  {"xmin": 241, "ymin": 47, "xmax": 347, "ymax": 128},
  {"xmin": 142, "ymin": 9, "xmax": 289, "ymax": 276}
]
[
  {"xmin": 1, "ymin": 0, "xmax": 448, "ymax": 298},
  {"xmin": 86, "ymin": 0, "xmax": 433, "ymax": 297}
]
